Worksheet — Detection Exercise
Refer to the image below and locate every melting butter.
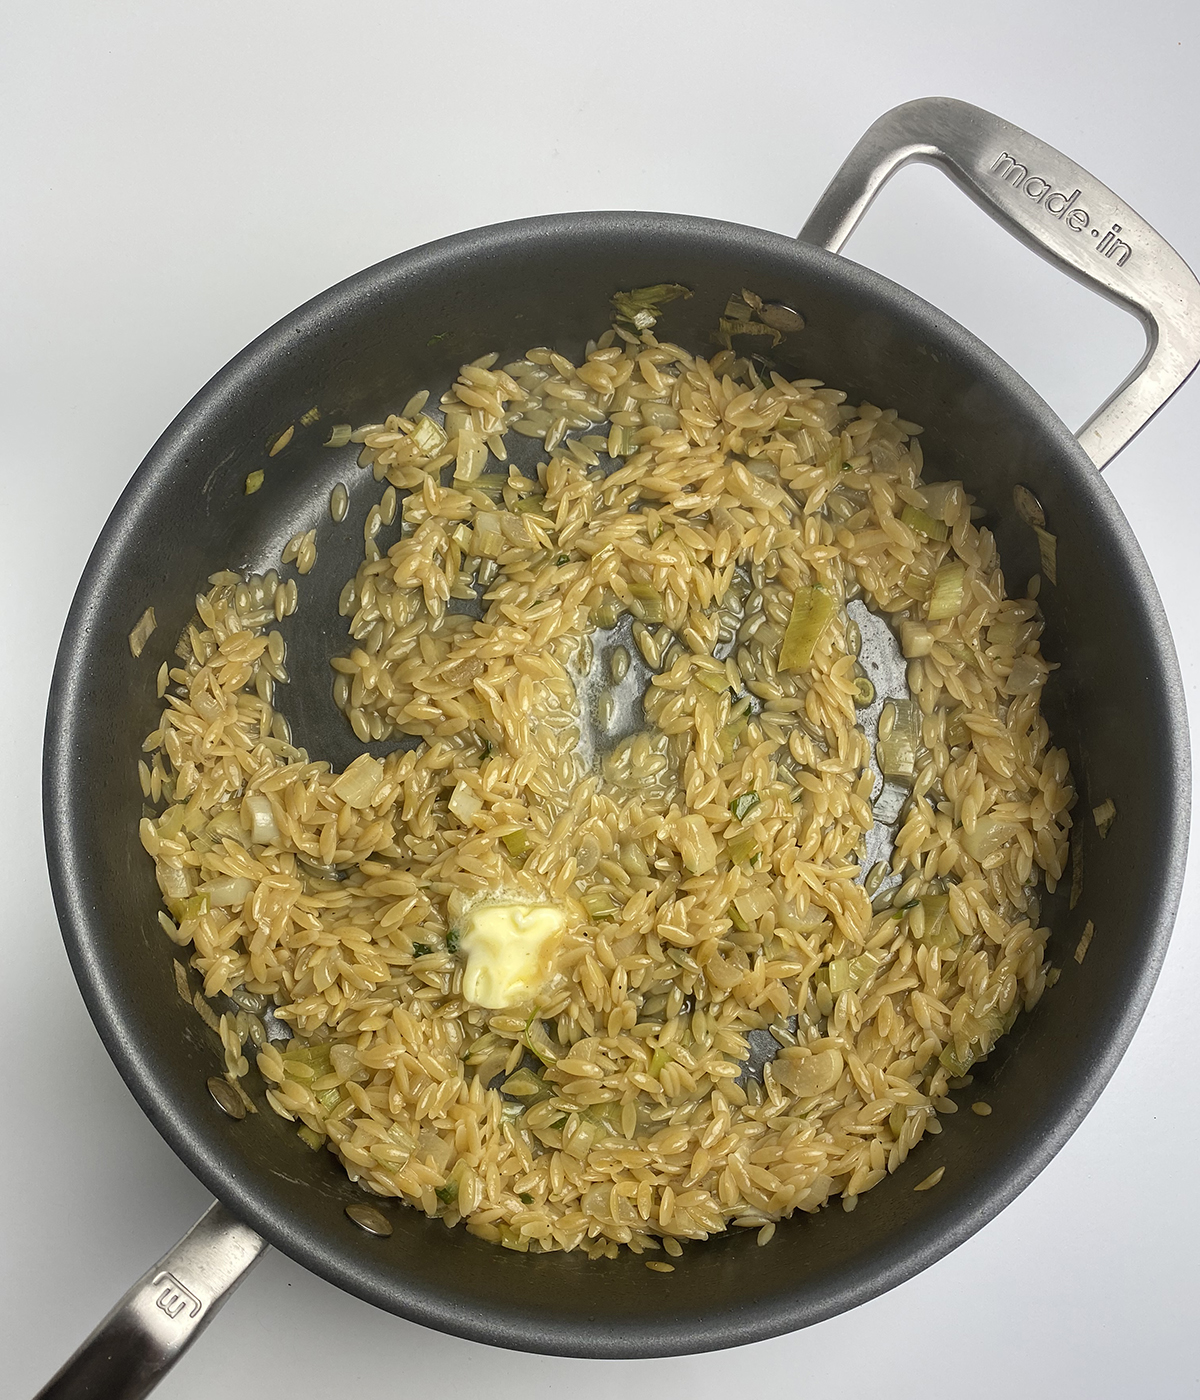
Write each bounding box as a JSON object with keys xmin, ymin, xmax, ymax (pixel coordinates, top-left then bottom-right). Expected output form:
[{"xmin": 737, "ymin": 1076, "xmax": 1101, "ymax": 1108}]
[{"xmin": 459, "ymin": 902, "xmax": 565, "ymax": 1009}]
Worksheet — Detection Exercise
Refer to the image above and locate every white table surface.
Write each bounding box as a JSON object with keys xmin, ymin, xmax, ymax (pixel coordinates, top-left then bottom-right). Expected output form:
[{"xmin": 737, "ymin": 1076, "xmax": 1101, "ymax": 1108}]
[{"xmin": 4, "ymin": 2, "xmax": 1198, "ymax": 1395}]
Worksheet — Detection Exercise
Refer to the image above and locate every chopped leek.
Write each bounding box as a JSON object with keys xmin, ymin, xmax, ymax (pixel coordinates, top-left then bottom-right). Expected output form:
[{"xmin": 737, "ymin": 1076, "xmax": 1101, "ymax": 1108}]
[
  {"xmin": 877, "ymin": 698, "xmax": 919, "ymax": 781},
  {"xmin": 827, "ymin": 958, "xmax": 852, "ymax": 995},
  {"xmin": 627, "ymin": 581, "xmax": 664, "ymax": 623},
  {"xmin": 513, "ymin": 493, "xmax": 548, "ymax": 515},
  {"xmin": 523, "ymin": 1014, "xmax": 559, "ymax": 1066},
  {"xmin": 852, "ymin": 676, "xmax": 875, "ymax": 707},
  {"xmin": 244, "ymin": 470, "xmax": 264, "ymax": 495},
  {"xmin": 725, "ymin": 831, "xmax": 760, "ymax": 866},
  {"xmin": 1093, "ymin": 797, "xmax": 1116, "ymax": 837},
  {"xmin": 695, "ymin": 669, "xmax": 730, "ymax": 693},
  {"xmin": 582, "ymin": 886, "xmax": 620, "ymax": 920},
  {"xmin": 939, "ymin": 1042, "xmax": 976, "ymax": 1077},
  {"xmin": 610, "ymin": 283, "xmax": 692, "ymax": 330},
  {"xmin": 501, "ymin": 829, "xmax": 529, "ymax": 860},
  {"xmin": 726, "ymin": 903, "xmax": 750, "ymax": 932},
  {"xmin": 730, "ymin": 792, "xmax": 760, "ymax": 822},
  {"xmin": 1034, "ymin": 526, "xmax": 1058, "ymax": 585},
  {"xmin": 779, "ymin": 585, "xmax": 836, "ymax": 672},
  {"xmin": 324, "ymin": 423, "xmax": 353, "ymax": 449},
  {"xmin": 900, "ymin": 504, "xmax": 949, "ymax": 542},
  {"xmin": 435, "ymin": 1182, "xmax": 459, "ymax": 1205},
  {"xmin": 297, "ymin": 1125, "xmax": 324, "ymax": 1151},
  {"xmin": 408, "ymin": 414, "xmax": 447, "ymax": 456},
  {"xmin": 962, "ymin": 814, "xmax": 1017, "ymax": 863},
  {"xmin": 927, "ymin": 562, "xmax": 966, "ymax": 620},
  {"xmin": 649, "ymin": 1045, "xmax": 675, "ymax": 1077},
  {"xmin": 167, "ymin": 892, "xmax": 210, "ymax": 923},
  {"xmin": 501, "ymin": 1067, "xmax": 546, "ymax": 1098}
]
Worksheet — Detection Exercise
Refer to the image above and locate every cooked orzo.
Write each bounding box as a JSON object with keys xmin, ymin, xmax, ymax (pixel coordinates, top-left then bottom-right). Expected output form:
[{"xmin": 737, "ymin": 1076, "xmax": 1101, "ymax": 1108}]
[{"xmin": 139, "ymin": 296, "xmax": 1074, "ymax": 1259}]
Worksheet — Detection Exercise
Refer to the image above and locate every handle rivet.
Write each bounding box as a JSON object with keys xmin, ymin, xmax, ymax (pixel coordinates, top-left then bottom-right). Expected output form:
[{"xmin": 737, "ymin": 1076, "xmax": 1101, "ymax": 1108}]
[
  {"xmin": 345, "ymin": 1203, "xmax": 393, "ymax": 1237},
  {"xmin": 207, "ymin": 1076, "xmax": 246, "ymax": 1120}
]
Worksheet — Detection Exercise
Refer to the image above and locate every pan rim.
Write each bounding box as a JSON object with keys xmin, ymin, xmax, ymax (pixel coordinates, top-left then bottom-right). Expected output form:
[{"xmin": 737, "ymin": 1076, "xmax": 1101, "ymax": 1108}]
[{"xmin": 42, "ymin": 209, "xmax": 1191, "ymax": 1357}]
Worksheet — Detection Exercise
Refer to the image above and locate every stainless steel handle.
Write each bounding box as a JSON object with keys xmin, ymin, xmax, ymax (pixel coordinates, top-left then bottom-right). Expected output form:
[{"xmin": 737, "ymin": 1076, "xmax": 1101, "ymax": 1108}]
[
  {"xmin": 33, "ymin": 1202, "xmax": 266, "ymax": 1400},
  {"xmin": 798, "ymin": 96, "xmax": 1200, "ymax": 469}
]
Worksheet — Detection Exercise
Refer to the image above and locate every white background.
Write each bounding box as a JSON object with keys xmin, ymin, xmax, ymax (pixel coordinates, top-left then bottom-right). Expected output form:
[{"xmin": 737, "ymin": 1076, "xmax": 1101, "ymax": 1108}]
[{"xmin": 3, "ymin": 2, "xmax": 1198, "ymax": 1395}]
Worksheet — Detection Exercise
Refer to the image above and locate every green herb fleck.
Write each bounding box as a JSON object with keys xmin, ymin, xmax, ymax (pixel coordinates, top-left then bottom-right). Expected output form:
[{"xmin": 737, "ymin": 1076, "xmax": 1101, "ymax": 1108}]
[
  {"xmin": 446, "ymin": 929, "xmax": 460, "ymax": 954},
  {"xmin": 412, "ymin": 942, "xmax": 433, "ymax": 958},
  {"xmin": 427, "ymin": 331, "xmax": 449, "ymax": 346},
  {"xmin": 557, "ymin": 554, "xmax": 569, "ymax": 564},
  {"xmin": 519, "ymin": 1192, "xmax": 534, "ymax": 1205}
]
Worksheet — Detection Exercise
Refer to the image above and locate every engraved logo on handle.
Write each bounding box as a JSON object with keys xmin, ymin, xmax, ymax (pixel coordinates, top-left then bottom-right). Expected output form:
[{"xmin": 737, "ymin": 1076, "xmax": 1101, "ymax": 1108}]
[
  {"xmin": 988, "ymin": 152, "xmax": 1132, "ymax": 266},
  {"xmin": 152, "ymin": 1271, "xmax": 203, "ymax": 1320}
]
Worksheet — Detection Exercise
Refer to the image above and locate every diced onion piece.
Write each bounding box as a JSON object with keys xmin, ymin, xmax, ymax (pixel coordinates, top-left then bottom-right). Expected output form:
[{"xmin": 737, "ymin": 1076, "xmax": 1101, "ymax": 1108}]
[
  {"xmin": 962, "ymin": 814, "xmax": 1017, "ymax": 862},
  {"xmin": 900, "ymin": 504, "xmax": 949, "ymax": 541},
  {"xmin": 1034, "ymin": 526, "xmax": 1058, "ymax": 585},
  {"xmin": 245, "ymin": 470, "xmax": 264, "ymax": 495},
  {"xmin": 779, "ymin": 585, "xmax": 836, "ymax": 672},
  {"xmin": 331, "ymin": 754, "xmax": 383, "ymax": 809},
  {"xmin": 927, "ymin": 563, "xmax": 966, "ymax": 620},
  {"xmin": 673, "ymin": 814, "xmax": 718, "ymax": 874},
  {"xmin": 158, "ymin": 864, "xmax": 190, "ymax": 900},
  {"xmin": 939, "ymin": 1042, "xmax": 975, "ymax": 1077},
  {"xmin": 1093, "ymin": 798, "xmax": 1116, "ymax": 837},
  {"xmin": 128, "ymin": 606, "xmax": 157, "ymax": 658},
  {"xmin": 523, "ymin": 1015, "xmax": 559, "ymax": 1066},
  {"xmin": 206, "ymin": 809, "xmax": 243, "ymax": 841},
  {"xmin": 324, "ymin": 423, "xmax": 353, "ymax": 449},
  {"xmin": 243, "ymin": 792, "xmax": 281, "ymax": 846},
  {"xmin": 448, "ymin": 780, "xmax": 483, "ymax": 823},
  {"xmin": 200, "ymin": 875, "xmax": 256, "ymax": 908}
]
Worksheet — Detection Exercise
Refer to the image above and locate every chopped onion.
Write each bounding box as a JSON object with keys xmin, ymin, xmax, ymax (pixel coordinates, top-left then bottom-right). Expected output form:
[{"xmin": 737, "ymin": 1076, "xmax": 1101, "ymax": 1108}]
[
  {"xmin": 454, "ymin": 424, "xmax": 488, "ymax": 482},
  {"xmin": 1093, "ymin": 798, "xmax": 1116, "ymax": 837},
  {"xmin": 324, "ymin": 423, "xmax": 353, "ymax": 449},
  {"xmin": 1034, "ymin": 526, "xmax": 1058, "ymax": 585},
  {"xmin": 157, "ymin": 864, "xmax": 190, "ymax": 901},
  {"xmin": 674, "ymin": 814, "xmax": 718, "ymax": 874},
  {"xmin": 1003, "ymin": 654, "xmax": 1047, "ymax": 695}
]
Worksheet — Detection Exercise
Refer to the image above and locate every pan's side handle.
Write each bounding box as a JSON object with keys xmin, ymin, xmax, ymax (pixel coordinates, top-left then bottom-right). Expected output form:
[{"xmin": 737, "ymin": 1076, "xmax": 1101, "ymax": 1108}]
[
  {"xmin": 33, "ymin": 1201, "xmax": 266, "ymax": 1400},
  {"xmin": 798, "ymin": 96, "xmax": 1200, "ymax": 470}
]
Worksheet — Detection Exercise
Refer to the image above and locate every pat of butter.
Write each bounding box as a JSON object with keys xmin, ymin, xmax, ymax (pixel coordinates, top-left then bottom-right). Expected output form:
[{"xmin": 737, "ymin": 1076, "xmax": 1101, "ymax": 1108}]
[{"xmin": 460, "ymin": 902, "xmax": 565, "ymax": 1010}]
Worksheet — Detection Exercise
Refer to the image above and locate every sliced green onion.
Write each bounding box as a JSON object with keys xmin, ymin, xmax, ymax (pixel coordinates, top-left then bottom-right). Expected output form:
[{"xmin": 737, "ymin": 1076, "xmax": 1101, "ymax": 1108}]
[
  {"xmin": 730, "ymin": 792, "xmax": 760, "ymax": 822},
  {"xmin": 927, "ymin": 562, "xmax": 966, "ymax": 620},
  {"xmin": 900, "ymin": 504, "xmax": 949, "ymax": 542},
  {"xmin": 779, "ymin": 585, "xmax": 836, "ymax": 672}
]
